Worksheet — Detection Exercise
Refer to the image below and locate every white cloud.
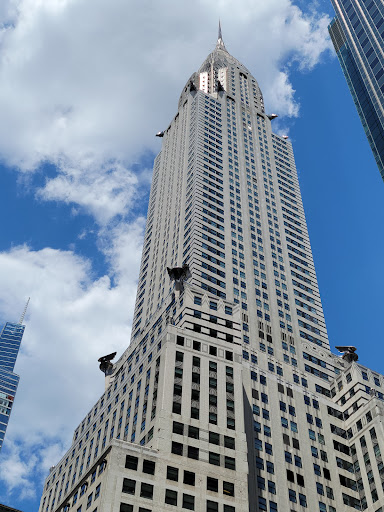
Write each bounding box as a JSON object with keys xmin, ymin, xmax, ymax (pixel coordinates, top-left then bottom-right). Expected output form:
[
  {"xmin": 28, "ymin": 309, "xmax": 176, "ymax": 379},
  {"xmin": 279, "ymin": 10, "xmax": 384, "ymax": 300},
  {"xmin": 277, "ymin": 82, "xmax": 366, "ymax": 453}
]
[
  {"xmin": 0, "ymin": 224, "xmax": 143, "ymax": 502},
  {"xmin": 0, "ymin": 440, "xmax": 38, "ymax": 500},
  {"xmin": 37, "ymin": 160, "xmax": 141, "ymax": 226},
  {"xmin": 0, "ymin": 0, "xmax": 333, "ymax": 505}
]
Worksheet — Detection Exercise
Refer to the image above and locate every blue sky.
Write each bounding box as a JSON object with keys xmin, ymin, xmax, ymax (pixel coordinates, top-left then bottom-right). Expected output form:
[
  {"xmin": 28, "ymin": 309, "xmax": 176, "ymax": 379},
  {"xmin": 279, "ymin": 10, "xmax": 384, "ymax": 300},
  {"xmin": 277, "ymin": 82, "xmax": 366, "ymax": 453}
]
[{"xmin": 0, "ymin": 0, "xmax": 383, "ymax": 510}]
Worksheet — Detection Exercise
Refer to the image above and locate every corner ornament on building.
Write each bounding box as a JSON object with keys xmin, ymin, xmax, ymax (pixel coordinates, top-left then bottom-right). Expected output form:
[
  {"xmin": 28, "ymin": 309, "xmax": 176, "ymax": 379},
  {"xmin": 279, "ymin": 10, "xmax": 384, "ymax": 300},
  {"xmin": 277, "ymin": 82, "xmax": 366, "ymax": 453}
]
[
  {"xmin": 167, "ymin": 264, "xmax": 192, "ymax": 292},
  {"xmin": 335, "ymin": 346, "xmax": 358, "ymax": 364},
  {"xmin": 98, "ymin": 352, "xmax": 117, "ymax": 390}
]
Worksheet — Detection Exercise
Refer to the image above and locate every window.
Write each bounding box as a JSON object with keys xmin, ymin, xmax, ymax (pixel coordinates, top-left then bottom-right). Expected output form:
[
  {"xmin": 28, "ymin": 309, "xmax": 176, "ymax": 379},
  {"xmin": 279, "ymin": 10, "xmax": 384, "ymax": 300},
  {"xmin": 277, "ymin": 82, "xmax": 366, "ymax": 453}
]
[
  {"xmin": 299, "ymin": 493, "xmax": 307, "ymax": 507},
  {"xmin": 183, "ymin": 494, "xmax": 195, "ymax": 510},
  {"xmin": 94, "ymin": 484, "xmax": 100, "ymax": 500},
  {"xmin": 172, "ymin": 442, "xmax": 183, "ymax": 455},
  {"xmin": 224, "ymin": 436, "xmax": 235, "ymax": 449},
  {"xmin": 86, "ymin": 493, "xmax": 93, "ymax": 509},
  {"xmin": 207, "ymin": 477, "xmax": 218, "ymax": 492},
  {"xmin": 209, "ymin": 412, "xmax": 217, "ymax": 424},
  {"xmin": 225, "ymin": 456, "xmax": 236, "ymax": 470},
  {"xmin": 289, "ymin": 489, "xmax": 297, "ymax": 503},
  {"xmin": 173, "ymin": 421, "xmax": 184, "ymax": 435},
  {"xmin": 258, "ymin": 497, "xmax": 267, "ymax": 511},
  {"xmin": 140, "ymin": 483, "xmax": 153, "ymax": 499},
  {"xmin": 223, "ymin": 481, "xmax": 234, "ymax": 497},
  {"xmin": 122, "ymin": 479, "xmax": 136, "ymax": 495},
  {"xmin": 184, "ymin": 471, "xmax": 195, "ymax": 486},
  {"xmin": 209, "ymin": 432, "xmax": 220, "ymax": 445},
  {"xmin": 120, "ymin": 505, "xmax": 133, "ymax": 512},
  {"xmin": 209, "ymin": 452, "xmax": 220, "ymax": 466},
  {"xmin": 188, "ymin": 426, "xmax": 199, "ymax": 439},
  {"xmin": 143, "ymin": 460, "xmax": 155, "ymax": 475},
  {"xmin": 165, "ymin": 489, "xmax": 178, "ymax": 506},
  {"xmin": 188, "ymin": 447, "xmax": 199, "ymax": 460},
  {"xmin": 193, "ymin": 356, "xmax": 200, "ymax": 367},
  {"xmin": 167, "ymin": 466, "xmax": 179, "ymax": 481},
  {"xmin": 207, "ymin": 501, "xmax": 218, "ymax": 512},
  {"xmin": 125, "ymin": 455, "xmax": 138, "ymax": 471}
]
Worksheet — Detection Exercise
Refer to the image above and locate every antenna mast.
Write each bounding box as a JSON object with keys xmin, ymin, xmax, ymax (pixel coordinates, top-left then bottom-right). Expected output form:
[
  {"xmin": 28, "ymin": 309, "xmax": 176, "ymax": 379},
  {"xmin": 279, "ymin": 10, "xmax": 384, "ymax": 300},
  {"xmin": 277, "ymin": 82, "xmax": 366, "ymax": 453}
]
[{"xmin": 19, "ymin": 297, "xmax": 30, "ymax": 325}]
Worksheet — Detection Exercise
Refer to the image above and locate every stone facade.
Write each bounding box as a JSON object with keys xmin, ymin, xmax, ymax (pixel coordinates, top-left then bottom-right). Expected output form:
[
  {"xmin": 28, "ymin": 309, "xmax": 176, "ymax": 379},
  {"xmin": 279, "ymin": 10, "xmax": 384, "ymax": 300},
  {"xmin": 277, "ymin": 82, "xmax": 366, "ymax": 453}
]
[{"xmin": 38, "ymin": 29, "xmax": 384, "ymax": 512}]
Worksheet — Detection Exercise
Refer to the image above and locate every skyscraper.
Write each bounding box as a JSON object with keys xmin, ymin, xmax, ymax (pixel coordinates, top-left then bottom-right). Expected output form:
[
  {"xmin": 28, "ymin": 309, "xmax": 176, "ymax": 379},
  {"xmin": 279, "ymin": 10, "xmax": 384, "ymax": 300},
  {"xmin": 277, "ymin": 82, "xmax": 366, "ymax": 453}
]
[
  {"xmin": 329, "ymin": 0, "xmax": 384, "ymax": 181},
  {"xmin": 0, "ymin": 321, "xmax": 25, "ymax": 451},
  {"xmin": 39, "ymin": 27, "xmax": 384, "ymax": 512}
]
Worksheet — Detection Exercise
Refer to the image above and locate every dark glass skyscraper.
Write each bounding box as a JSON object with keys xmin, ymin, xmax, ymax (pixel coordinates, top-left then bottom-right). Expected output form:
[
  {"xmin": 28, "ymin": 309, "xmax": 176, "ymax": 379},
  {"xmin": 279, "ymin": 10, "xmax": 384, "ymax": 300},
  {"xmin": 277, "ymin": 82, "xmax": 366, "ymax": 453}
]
[
  {"xmin": 329, "ymin": 0, "xmax": 384, "ymax": 181},
  {"xmin": 0, "ymin": 321, "xmax": 25, "ymax": 451}
]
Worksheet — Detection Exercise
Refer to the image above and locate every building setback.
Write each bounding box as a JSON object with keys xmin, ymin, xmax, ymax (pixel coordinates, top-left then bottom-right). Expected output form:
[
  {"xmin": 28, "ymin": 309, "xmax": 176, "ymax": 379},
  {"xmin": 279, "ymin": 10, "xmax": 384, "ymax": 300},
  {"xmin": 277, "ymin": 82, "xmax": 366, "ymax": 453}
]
[
  {"xmin": 39, "ymin": 28, "xmax": 384, "ymax": 512},
  {"xmin": 0, "ymin": 321, "xmax": 25, "ymax": 451},
  {"xmin": 329, "ymin": 0, "xmax": 384, "ymax": 182}
]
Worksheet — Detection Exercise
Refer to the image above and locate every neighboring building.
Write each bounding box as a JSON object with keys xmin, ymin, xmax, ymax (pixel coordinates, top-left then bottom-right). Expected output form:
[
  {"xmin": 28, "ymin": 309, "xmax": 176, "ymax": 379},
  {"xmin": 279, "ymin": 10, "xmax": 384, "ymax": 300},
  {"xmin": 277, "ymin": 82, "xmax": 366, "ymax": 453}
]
[
  {"xmin": 0, "ymin": 321, "xmax": 25, "ymax": 451},
  {"xmin": 39, "ymin": 28, "xmax": 384, "ymax": 512},
  {"xmin": 0, "ymin": 504, "xmax": 24, "ymax": 512},
  {"xmin": 329, "ymin": 0, "xmax": 384, "ymax": 181}
]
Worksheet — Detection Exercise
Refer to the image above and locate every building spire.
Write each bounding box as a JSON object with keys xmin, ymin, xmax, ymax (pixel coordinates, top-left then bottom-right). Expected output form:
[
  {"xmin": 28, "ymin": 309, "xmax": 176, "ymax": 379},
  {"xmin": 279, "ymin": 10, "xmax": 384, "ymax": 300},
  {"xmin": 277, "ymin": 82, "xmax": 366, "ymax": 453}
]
[
  {"xmin": 216, "ymin": 20, "xmax": 227, "ymax": 51},
  {"xmin": 19, "ymin": 297, "xmax": 30, "ymax": 325},
  {"xmin": 218, "ymin": 20, "xmax": 223, "ymax": 41}
]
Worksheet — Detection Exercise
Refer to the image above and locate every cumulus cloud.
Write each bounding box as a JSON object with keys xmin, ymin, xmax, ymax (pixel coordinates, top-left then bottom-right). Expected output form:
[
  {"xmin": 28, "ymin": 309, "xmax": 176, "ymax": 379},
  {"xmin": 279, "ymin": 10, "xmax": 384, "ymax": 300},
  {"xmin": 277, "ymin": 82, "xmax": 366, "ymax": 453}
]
[
  {"xmin": 0, "ymin": 222, "xmax": 143, "ymax": 502},
  {"xmin": 37, "ymin": 160, "xmax": 141, "ymax": 226},
  {"xmin": 0, "ymin": 0, "xmax": 333, "ymax": 506},
  {"xmin": 0, "ymin": 440, "xmax": 38, "ymax": 500}
]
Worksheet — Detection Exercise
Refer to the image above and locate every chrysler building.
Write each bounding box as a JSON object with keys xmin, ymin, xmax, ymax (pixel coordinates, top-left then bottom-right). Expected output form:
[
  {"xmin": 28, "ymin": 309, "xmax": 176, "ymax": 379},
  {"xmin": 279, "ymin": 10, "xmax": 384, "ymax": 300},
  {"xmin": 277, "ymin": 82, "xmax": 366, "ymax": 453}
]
[{"xmin": 39, "ymin": 26, "xmax": 384, "ymax": 512}]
